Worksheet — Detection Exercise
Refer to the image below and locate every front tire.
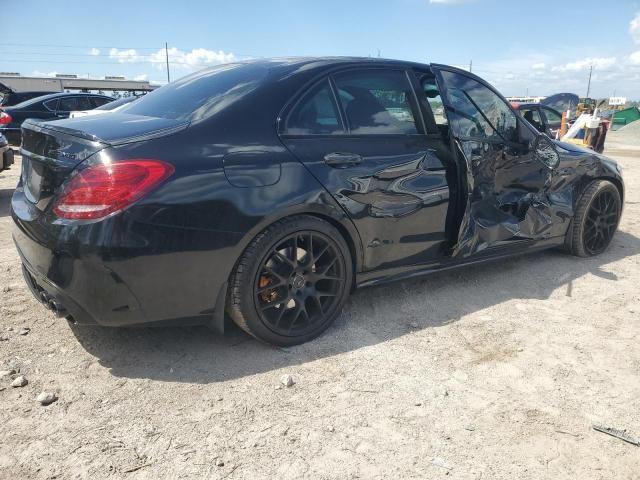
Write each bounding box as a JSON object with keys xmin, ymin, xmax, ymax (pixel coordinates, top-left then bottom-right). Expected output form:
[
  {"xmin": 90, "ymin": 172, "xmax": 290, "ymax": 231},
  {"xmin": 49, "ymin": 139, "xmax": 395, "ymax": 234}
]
[
  {"xmin": 228, "ymin": 215, "xmax": 353, "ymax": 346},
  {"xmin": 566, "ymin": 180, "xmax": 621, "ymax": 257}
]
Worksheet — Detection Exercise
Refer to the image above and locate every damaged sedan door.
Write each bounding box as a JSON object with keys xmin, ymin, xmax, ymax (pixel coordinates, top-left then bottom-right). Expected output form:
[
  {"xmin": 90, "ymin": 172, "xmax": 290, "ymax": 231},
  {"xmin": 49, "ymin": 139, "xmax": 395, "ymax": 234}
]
[{"xmin": 431, "ymin": 66, "xmax": 554, "ymax": 257}]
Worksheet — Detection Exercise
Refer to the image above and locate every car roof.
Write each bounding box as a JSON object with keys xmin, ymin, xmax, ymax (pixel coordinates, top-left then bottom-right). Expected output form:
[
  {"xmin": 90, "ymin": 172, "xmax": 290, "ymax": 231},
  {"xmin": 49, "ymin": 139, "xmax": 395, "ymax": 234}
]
[
  {"xmin": 205, "ymin": 56, "xmax": 433, "ymax": 78},
  {"xmin": 28, "ymin": 92, "xmax": 114, "ymax": 102},
  {"xmin": 274, "ymin": 56, "xmax": 429, "ymax": 66},
  {"xmin": 6, "ymin": 92, "xmax": 114, "ymax": 109}
]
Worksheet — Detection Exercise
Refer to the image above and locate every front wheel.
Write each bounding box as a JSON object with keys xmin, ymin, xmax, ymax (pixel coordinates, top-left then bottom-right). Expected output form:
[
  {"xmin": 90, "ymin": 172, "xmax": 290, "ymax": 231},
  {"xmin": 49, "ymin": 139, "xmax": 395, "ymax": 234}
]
[
  {"xmin": 228, "ymin": 215, "xmax": 353, "ymax": 346},
  {"xmin": 566, "ymin": 180, "xmax": 621, "ymax": 257}
]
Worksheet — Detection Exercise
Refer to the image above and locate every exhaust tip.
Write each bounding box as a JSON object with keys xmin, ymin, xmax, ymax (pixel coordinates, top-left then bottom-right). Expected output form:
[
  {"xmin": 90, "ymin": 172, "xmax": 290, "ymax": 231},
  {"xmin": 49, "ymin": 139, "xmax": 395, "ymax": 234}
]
[{"xmin": 47, "ymin": 299, "xmax": 68, "ymax": 318}]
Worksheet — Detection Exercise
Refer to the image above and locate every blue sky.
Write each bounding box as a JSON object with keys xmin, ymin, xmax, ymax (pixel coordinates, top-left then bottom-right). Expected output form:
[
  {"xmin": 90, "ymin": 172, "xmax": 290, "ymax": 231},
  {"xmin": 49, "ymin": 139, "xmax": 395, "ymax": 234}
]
[{"xmin": 2, "ymin": 0, "xmax": 640, "ymax": 98}]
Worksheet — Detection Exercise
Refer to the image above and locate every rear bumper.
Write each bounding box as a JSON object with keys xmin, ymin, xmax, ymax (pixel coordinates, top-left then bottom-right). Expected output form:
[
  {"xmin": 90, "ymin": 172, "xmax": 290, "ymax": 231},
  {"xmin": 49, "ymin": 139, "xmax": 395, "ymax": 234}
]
[
  {"xmin": 11, "ymin": 187, "xmax": 240, "ymax": 328},
  {"xmin": 20, "ymin": 261, "xmax": 98, "ymax": 325},
  {"xmin": 13, "ymin": 226, "xmax": 145, "ymax": 326}
]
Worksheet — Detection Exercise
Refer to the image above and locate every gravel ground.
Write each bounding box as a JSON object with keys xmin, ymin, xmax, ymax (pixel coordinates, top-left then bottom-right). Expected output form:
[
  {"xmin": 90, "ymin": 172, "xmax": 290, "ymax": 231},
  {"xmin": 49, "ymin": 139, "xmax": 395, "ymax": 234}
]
[
  {"xmin": 0, "ymin": 143, "xmax": 639, "ymax": 480},
  {"xmin": 609, "ymin": 120, "xmax": 640, "ymax": 147}
]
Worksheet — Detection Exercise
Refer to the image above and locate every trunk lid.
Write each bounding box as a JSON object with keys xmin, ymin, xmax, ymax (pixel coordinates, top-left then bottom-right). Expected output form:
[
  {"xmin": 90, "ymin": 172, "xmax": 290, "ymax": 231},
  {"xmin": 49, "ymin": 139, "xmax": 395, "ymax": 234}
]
[{"xmin": 19, "ymin": 114, "xmax": 188, "ymax": 210}]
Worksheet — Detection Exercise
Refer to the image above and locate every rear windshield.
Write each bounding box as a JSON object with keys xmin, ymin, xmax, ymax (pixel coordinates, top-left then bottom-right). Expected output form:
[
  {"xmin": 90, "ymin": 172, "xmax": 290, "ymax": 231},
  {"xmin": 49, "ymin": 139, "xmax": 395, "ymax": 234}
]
[
  {"xmin": 95, "ymin": 96, "xmax": 135, "ymax": 111},
  {"xmin": 118, "ymin": 63, "xmax": 268, "ymax": 122}
]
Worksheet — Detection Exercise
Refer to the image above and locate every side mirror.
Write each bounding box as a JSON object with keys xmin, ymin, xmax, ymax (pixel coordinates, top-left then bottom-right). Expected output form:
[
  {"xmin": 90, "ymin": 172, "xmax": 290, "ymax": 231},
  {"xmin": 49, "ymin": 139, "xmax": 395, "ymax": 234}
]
[{"xmin": 534, "ymin": 134, "xmax": 559, "ymax": 169}]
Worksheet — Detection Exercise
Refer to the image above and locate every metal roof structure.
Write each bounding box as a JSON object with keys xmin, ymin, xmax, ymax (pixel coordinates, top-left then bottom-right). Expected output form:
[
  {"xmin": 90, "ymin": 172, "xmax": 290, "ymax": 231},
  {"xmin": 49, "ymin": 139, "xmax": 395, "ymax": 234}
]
[{"xmin": 0, "ymin": 74, "xmax": 158, "ymax": 94}]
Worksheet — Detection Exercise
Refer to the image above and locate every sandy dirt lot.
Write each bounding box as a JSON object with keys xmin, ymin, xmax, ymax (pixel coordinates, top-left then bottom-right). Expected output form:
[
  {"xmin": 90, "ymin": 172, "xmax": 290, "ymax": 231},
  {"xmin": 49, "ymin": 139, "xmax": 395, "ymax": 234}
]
[{"xmin": 0, "ymin": 141, "xmax": 639, "ymax": 480}]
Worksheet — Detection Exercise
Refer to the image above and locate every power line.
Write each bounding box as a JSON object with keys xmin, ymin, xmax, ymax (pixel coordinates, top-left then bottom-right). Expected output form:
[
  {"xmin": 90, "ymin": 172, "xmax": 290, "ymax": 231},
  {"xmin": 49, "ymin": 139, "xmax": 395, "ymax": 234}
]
[{"xmin": 0, "ymin": 42, "xmax": 163, "ymax": 50}]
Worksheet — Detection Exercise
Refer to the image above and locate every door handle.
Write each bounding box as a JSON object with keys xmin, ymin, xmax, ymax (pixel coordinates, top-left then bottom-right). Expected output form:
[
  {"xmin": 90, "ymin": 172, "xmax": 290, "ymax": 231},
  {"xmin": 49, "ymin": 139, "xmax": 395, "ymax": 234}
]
[{"xmin": 324, "ymin": 152, "xmax": 362, "ymax": 167}]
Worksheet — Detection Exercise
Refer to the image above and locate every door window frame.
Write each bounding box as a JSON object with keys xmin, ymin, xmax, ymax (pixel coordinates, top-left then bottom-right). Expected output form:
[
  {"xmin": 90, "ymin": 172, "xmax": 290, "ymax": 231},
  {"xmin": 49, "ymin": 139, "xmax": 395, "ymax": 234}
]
[
  {"xmin": 279, "ymin": 66, "xmax": 428, "ymax": 138},
  {"xmin": 411, "ymin": 69, "xmax": 446, "ymax": 135},
  {"xmin": 431, "ymin": 65, "xmax": 537, "ymax": 145}
]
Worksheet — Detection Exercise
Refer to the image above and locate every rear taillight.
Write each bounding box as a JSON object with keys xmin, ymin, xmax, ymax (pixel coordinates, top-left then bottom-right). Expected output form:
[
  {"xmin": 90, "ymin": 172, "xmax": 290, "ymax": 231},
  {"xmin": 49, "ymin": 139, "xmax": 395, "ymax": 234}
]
[
  {"xmin": 53, "ymin": 159, "xmax": 174, "ymax": 220},
  {"xmin": 0, "ymin": 112, "xmax": 12, "ymax": 125}
]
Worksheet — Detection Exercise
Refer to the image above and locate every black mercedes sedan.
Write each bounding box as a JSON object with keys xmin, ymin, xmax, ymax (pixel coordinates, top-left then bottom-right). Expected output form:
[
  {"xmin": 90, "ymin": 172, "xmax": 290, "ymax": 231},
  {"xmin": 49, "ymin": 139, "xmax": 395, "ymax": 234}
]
[
  {"xmin": 11, "ymin": 58, "xmax": 624, "ymax": 346},
  {"xmin": 0, "ymin": 92, "xmax": 113, "ymax": 144}
]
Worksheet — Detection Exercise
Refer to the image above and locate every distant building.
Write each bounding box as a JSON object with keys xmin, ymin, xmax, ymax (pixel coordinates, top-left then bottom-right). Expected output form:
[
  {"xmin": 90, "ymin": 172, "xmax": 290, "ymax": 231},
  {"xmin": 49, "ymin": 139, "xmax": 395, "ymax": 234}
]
[{"xmin": 0, "ymin": 73, "xmax": 158, "ymax": 95}]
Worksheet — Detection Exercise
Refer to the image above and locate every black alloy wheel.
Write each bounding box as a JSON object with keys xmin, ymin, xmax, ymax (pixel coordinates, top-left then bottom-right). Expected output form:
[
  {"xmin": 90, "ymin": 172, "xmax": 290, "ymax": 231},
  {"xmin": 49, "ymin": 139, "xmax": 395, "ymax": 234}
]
[
  {"xmin": 582, "ymin": 189, "xmax": 620, "ymax": 255},
  {"xmin": 566, "ymin": 180, "xmax": 621, "ymax": 257},
  {"xmin": 254, "ymin": 232, "xmax": 344, "ymax": 336},
  {"xmin": 228, "ymin": 215, "xmax": 352, "ymax": 346}
]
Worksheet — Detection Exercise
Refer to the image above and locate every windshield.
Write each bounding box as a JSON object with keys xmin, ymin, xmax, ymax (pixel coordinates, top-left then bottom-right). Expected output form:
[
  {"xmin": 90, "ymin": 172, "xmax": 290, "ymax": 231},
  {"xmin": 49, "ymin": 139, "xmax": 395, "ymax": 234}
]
[{"xmin": 118, "ymin": 62, "xmax": 268, "ymax": 122}]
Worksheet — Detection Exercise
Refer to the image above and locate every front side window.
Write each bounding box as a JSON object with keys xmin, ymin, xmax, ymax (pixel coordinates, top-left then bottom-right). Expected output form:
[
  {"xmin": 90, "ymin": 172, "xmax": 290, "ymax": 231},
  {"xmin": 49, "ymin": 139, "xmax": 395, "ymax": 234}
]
[
  {"xmin": 440, "ymin": 71, "xmax": 518, "ymax": 142},
  {"xmin": 542, "ymin": 107, "xmax": 562, "ymax": 127},
  {"xmin": 333, "ymin": 69, "xmax": 419, "ymax": 134},
  {"xmin": 521, "ymin": 108, "xmax": 543, "ymax": 132},
  {"xmin": 285, "ymin": 81, "xmax": 343, "ymax": 135}
]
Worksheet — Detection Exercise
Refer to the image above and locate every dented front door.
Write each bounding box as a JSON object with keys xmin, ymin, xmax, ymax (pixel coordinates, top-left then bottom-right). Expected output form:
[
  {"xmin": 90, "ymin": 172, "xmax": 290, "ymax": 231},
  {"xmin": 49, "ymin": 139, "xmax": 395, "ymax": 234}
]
[{"xmin": 432, "ymin": 66, "xmax": 553, "ymax": 257}]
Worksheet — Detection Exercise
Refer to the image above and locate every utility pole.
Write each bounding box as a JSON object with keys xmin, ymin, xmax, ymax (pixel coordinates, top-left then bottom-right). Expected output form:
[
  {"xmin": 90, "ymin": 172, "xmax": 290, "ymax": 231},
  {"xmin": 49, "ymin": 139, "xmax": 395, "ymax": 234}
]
[
  {"xmin": 469, "ymin": 59, "xmax": 472, "ymax": 73},
  {"xmin": 586, "ymin": 65, "xmax": 593, "ymax": 98},
  {"xmin": 165, "ymin": 42, "xmax": 171, "ymax": 83}
]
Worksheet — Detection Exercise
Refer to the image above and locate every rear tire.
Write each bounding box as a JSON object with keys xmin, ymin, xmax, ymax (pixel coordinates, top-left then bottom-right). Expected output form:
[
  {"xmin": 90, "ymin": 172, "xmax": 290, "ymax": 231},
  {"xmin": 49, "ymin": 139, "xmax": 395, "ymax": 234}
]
[
  {"xmin": 565, "ymin": 180, "xmax": 621, "ymax": 257},
  {"xmin": 227, "ymin": 215, "xmax": 353, "ymax": 346}
]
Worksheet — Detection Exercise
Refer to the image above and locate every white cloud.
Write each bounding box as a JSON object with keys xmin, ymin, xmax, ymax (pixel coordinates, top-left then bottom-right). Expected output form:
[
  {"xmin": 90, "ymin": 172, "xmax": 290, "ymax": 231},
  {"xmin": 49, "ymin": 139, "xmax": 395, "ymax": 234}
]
[
  {"xmin": 108, "ymin": 47, "xmax": 236, "ymax": 71},
  {"xmin": 629, "ymin": 50, "xmax": 640, "ymax": 65},
  {"xmin": 89, "ymin": 48, "xmax": 101, "ymax": 56},
  {"xmin": 631, "ymin": 13, "xmax": 640, "ymax": 45},
  {"xmin": 531, "ymin": 63, "xmax": 546, "ymax": 70},
  {"xmin": 109, "ymin": 48, "xmax": 139, "ymax": 63},
  {"xmin": 551, "ymin": 57, "xmax": 616, "ymax": 72},
  {"xmin": 133, "ymin": 74, "xmax": 148, "ymax": 81}
]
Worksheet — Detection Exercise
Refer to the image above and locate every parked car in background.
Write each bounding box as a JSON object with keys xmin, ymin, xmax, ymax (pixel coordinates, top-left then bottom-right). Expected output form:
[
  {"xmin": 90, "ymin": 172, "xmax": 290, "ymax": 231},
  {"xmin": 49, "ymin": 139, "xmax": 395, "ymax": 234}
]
[
  {"xmin": 0, "ymin": 90, "xmax": 58, "ymax": 107},
  {"xmin": 11, "ymin": 58, "xmax": 624, "ymax": 346},
  {"xmin": 0, "ymin": 133, "xmax": 14, "ymax": 172},
  {"xmin": 514, "ymin": 103, "xmax": 563, "ymax": 138},
  {"xmin": 69, "ymin": 95, "xmax": 139, "ymax": 118},
  {"xmin": 0, "ymin": 92, "xmax": 113, "ymax": 144}
]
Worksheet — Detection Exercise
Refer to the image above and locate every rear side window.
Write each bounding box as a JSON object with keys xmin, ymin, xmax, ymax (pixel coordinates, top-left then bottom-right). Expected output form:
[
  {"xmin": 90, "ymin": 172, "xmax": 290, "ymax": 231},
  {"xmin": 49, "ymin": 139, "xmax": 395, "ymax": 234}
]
[
  {"xmin": 77, "ymin": 97, "xmax": 92, "ymax": 110},
  {"xmin": 285, "ymin": 81, "xmax": 343, "ymax": 135},
  {"xmin": 119, "ymin": 63, "xmax": 267, "ymax": 122},
  {"xmin": 441, "ymin": 71, "xmax": 518, "ymax": 142},
  {"xmin": 333, "ymin": 69, "xmax": 419, "ymax": 135},
  {"xmin": 43, "ymin": 99, "xmax": 59, "ymax": 111},
  {"xmin": 57, "ymin": 97, "xmax": 87, "ymax": 112}
]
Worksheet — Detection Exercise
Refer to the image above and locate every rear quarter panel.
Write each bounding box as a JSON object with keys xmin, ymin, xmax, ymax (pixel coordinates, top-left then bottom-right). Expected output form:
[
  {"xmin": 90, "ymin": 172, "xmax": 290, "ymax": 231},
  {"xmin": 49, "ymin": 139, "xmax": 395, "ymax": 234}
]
[{"xmin": 100, "ymin": 116, "xmax": 362, "ymax": 322}]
